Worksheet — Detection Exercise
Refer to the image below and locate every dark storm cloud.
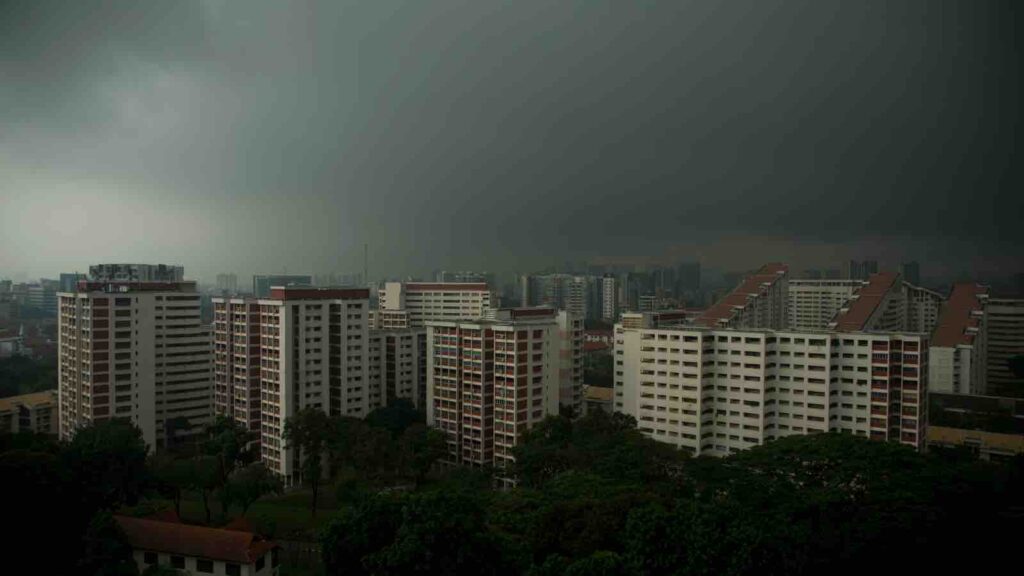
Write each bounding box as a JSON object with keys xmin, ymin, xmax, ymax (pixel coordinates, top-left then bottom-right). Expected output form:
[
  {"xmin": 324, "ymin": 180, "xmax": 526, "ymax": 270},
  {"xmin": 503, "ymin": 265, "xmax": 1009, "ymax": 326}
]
[{"xmin": 1, "ymin": 0, "xmax": 1020, "ymax": 281}]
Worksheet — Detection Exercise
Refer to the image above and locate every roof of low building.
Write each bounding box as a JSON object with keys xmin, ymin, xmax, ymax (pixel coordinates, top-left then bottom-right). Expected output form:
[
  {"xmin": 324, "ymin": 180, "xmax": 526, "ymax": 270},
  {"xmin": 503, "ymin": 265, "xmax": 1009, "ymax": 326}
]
[
  {"xmin": 584, "ymin": 386, "xmax": 614, "ymax": 402},
  {"xmin": 114, "ymin": 515, "xmax": 276, "ymax": 565}
]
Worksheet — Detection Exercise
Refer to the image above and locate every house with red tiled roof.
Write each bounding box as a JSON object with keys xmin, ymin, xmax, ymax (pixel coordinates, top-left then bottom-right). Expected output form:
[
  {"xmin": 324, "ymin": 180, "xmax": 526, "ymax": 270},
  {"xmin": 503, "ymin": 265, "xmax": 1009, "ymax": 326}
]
[{"xmin": 115, "ymin": 515, "xmax": 279, "ymax": 575}]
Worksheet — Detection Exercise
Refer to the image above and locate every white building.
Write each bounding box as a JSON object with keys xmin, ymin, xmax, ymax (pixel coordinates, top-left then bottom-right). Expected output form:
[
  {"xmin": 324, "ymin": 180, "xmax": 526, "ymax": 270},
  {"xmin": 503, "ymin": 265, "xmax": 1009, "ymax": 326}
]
[
  {"xmin": 426, "ymin": 308, "xmax": 562, "ymax": 472},
  {"xmin": 694, "ymin": 263, "xmax": 788, "ymax": 329},
  {"xmin": 251, "ymin": 287, "xmax": 371, "ymax": 485},
  {"xmin": 379, "ymin": 282, "xmax": 490, "ymax": 327},
  {"xmin": 787, "ymin": 279, "xmax": 863, "ymax": 331},
  {"xmin": 601, "ymin": 275, "xmax": 618, "ymax": 322},
  {"xmin": 59, "ymin": 279, "xmax": 212, "ymax": 450},
  {"xmin": 614, "ymin": 317, "xmax": 927, "ymax": 455},
  {"xmin": 369, "ymin": 327, "xmax": 428, "ymax": 408}
]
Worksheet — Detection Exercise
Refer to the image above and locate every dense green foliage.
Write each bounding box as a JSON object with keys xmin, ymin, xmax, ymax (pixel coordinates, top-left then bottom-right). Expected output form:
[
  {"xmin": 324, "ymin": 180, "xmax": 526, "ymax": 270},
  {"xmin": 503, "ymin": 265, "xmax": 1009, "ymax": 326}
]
[
  {"xmin": 0, "ymin": 354, "xmax": 56, "ymax": 397},
  {"xmin": 1, "ymin": 420, "xmax": 149, "ymax": 575},
  {"xmin": 319, "ymin": 411, "xmax": 1024, "ymax": 575}
]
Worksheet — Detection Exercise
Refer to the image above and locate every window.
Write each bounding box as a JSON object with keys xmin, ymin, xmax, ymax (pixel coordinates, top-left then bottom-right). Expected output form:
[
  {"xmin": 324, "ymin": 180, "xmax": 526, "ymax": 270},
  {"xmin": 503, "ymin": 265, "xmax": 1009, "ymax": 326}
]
[
  {"xmin": 171, "ymin": 556, "xmax": 185, "ymax": 569},
  {"xmin": 226, "ymin": 563, "xmax": 241, "ymax": 576},
  {"xmin": 144, "ymin": 552, "xmax": 157, "ymax": 565},
  {"xmin": 197, "ymin": 559, "xmax": 214, "ymax": 573},
  {"xmin": 256, "ymin": 556, "xmax": 266, "ymax": 571}
]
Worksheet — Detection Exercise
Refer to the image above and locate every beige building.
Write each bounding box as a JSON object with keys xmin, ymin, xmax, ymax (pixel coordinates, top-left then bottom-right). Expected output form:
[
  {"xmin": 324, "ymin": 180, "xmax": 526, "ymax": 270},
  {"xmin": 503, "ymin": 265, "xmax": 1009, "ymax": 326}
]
[
  {"xmin": 426, "ymin": 308, "xmax": 562, "ymax": 473},
  {"xmin": 0, "ymin": 390, "xmax": 58, "ymax": 434},
  {"xmin": 379, "ymin": 282, "xmax": 490, "ymax": 327},
  {"xmin": 903, "ymin": 282, "xmax": 944, "ymax": 333},
  {"xmin": 614, "ymin": 316, "xmax": 927, "ymax": 455},
  {"xmin": 369, "ymin": 328, "xmax": 428, "ymax": 408},
  {"xmin": 59, "ymin": 280, "xmax": 212, "ymax": 449}
]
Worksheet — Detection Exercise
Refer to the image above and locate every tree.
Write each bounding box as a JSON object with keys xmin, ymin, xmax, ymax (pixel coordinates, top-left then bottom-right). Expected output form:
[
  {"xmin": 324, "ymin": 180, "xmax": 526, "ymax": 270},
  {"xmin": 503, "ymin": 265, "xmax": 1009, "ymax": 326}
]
[
  {"xmin": 62, "ymin": 418, "xmax": 149, "ymax": 511},
  {"xmin": 283, "ymin": 407, "xmax": 332, "ymax": 515},
  {"xmin": 398, "ymin": 424, "xmax": 446, "ymax": 486},
  {"xmin": 190, "ymin": 455, "xmax": 222, "ymax": 525},
  {"xmin": 148, "ymin": 454, "xmax": 193, "ymax": 518},
  {"xmin": 202, "ymin": 416, "xmax": 256, "ymax": 517},
  {"xmin": 79, "ymin": 511, "xmax": 139, "ymax": 576},
  {"xmin": 226, "ymin": 462, "xmax": 283, "ymax": 516}
]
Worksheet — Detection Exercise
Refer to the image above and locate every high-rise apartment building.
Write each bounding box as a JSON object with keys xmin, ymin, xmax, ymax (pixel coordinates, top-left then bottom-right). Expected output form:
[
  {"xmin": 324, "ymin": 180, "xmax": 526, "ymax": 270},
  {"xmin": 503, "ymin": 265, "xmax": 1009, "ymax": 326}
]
[
  {"xmin": 59, "ymin": 278, "xmax": 212, "ymax": 449},
  {"xmin": 27, "ymin": 279, "xmax": 59, "ymax": 314},
  {"xmin": 252, "ymin": 275, "xmax": 313, "ymax": 298},
  {"xmin": 426, "ymin": 308, "xmax": 562, "ymax": 473},
  {"xmin": 369, "ymin": 328, "xmax": 429, "ymax": 408},
  {"xmin": 557, "ymin": 311, "xmax": 584, "ymax": 415},
  {"xmin": 59, "ymin": 273, "xmax": 86, "ymax": 293},
  {"xmin": 787, "ymin": 279, "xmax": 863, "ymax": 331},
  {"xmin": 214, "ymin": 287, "xmax": 429, "ymax": 478},
  {"xmin": 215, "ymin": 273, "xmax": 239, "ymax": 293},
  {"xmin": 695, "ymin": 263, "xmax": 788, "ymax": 329},
  {"xmin": 212, "ymin": 298, "xmax": 262, "ymax": 439},
  {"xmin": 379, "ymin": 282, "xmax": 490, "ymax": 327},
  {"xmin": 984, "ymin": 297, "xmax": 1024, "ymax": 397},
  {"xmin": 89, "ymin": 264, "xmax": 184, "ymax": 282},
  {"xmin": 928, "ymin": 283, "xmax": 988, "ymax": 395},
  {"xmin": 247, "ymin": 287, "xmax": 371, "ymax": 485},
  {"xmin": 601, "ymin": 275, "xmax": 618, "ymax": 322},
  {"xmin": 613, "ymin": 318, "xmax": 927, "ymax": 455}
]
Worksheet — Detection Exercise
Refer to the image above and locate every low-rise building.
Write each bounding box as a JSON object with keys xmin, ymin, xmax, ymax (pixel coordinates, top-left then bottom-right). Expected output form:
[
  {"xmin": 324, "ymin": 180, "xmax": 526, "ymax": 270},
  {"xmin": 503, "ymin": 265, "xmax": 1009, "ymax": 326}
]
[
  {"xmin": 115, "ymin": 515, "xmax": 279, "ymax": 576},
  {"xmin": 0, "ymin": 390, "xmax": 58, "ymax": 434},
  {"xmin": 926, "ymin": 393, "xmax": 1024, "ymax": 462}
]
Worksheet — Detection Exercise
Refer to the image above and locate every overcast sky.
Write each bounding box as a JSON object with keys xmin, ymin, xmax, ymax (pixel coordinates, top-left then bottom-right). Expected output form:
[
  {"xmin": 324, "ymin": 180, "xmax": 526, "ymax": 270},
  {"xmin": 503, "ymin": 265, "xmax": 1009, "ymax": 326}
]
[{"xmin": 1, "ymin": 0, "xmax": 1020, "ymax": 283}]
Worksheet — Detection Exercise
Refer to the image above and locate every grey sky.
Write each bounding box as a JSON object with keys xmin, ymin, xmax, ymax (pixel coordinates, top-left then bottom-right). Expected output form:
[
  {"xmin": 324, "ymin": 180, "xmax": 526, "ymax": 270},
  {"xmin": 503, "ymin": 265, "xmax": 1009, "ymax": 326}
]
[{"xmin": 1, "ymin": 0, "xmax": 1020, "ymax": 283}]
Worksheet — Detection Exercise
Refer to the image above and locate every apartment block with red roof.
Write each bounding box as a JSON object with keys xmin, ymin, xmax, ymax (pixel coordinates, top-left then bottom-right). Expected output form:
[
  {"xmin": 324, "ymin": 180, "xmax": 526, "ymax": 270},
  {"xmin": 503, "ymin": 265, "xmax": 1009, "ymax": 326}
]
[
  {"xmin": 927, "ymin": 283, "xmax": 988, "ymax": 395},
  {"xmin": 694, "ymin": 263, "xmax": 788, "ymax": 330}
]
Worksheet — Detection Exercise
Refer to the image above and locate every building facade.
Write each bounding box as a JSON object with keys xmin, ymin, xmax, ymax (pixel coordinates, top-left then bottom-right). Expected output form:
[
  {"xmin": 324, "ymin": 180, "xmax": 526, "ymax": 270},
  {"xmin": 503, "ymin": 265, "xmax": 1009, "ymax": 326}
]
[
  {"xmin": 425, "ymin": 308, "xmax": 561, "ymax": 473},
  {"xmin": 614, "ymin": 318, "xmax": 927, "ymax": 455},
  {"xmin": 59, "ymin": 280, "xmax": 212, "ymax": 449},
  {"xmin": 984, "ymin": 297, "xmax": 1024, "ymax": 397},
  {"xmin": 787, "ymin": 279, "xmax": 863, "ymax": 331},
  {"xmin": 379, "ymin": 282, "xmax": 490, "ymax": 327}
]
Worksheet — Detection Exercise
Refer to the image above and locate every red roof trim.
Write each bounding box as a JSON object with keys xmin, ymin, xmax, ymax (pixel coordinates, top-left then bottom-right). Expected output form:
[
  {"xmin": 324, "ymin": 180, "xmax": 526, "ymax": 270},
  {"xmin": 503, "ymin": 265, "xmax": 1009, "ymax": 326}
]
[
  {"xmin": 695, "ymin": 263, "xmax": 787, "ymax": 327},
  {"xmin": 114, "ymin": 516, "xmax": 277, "ymax": 564},
  {"xmin": 931, "ymin": 283, "xmax": 988, "ymax": 347}
]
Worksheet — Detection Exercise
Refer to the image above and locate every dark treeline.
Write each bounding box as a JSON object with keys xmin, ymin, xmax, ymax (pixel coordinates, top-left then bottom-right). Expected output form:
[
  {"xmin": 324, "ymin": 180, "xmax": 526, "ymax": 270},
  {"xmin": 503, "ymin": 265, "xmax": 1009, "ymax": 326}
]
[
  {"xmin": 4, "ymin": 407, "xmax": 1022, "ymax": 575},
  {"xmin": 318, "ymin": 411, "xmax": 1024, "ymax": 575}
]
